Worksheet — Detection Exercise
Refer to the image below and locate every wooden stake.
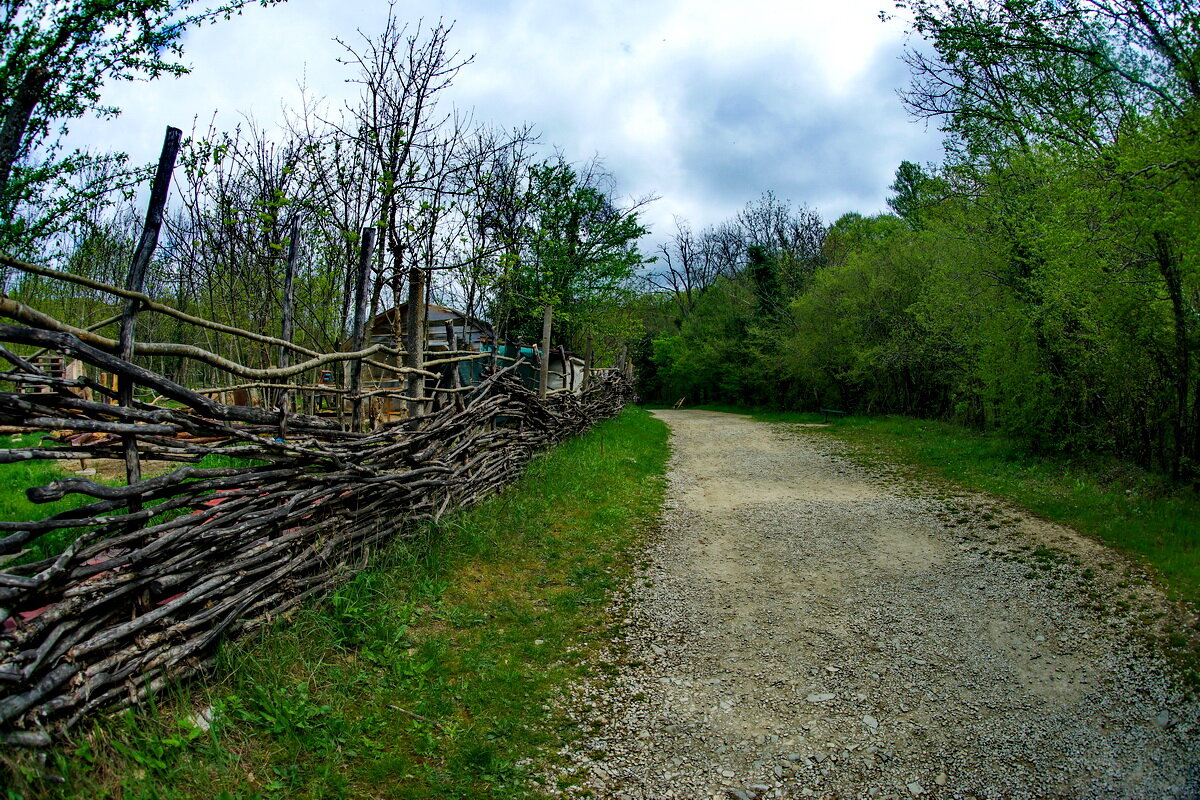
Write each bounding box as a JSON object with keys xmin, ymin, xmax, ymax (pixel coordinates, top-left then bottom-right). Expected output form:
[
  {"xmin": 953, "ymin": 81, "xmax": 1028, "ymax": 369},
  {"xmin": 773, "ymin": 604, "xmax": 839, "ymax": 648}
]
[
  {"xmin": 537, "ymin": 304, "xmax": 553, "ymax": 400},
  {"xmin": 119, "ymin": 126, "xmax": 182, "ymax": 492},
  {"xmin": 404, "ymin": 267, "xmax": 427, "ymax": 418},
  {"xmin": 583, "ymin": 331, "xmax": 594, "ymax": 392},
  {"xmin": 349, "ymin": 227, "xmax": 376, "ymax": 432},
  {"xmin": 278, "ymin": 216, "xmax": 299, "ymax": 421}
]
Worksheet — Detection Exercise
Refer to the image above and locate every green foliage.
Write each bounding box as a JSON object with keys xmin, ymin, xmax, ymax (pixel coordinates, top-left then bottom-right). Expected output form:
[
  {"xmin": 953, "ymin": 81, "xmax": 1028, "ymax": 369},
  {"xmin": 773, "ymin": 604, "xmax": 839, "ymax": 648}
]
[
  {"xmin": 0, "ymin": 0, "xmax": 284, "ymax": 253},
  {"xmin": 498, "ymin": 161, "xmax": 651, "ymax": 347},
  {"xmin": 642, "ymin": 1, "xmax": 1200, "ymax": 483},
  {"xmin": 886, "ymin": 160, "xmax": 940, "ymax": 228}
]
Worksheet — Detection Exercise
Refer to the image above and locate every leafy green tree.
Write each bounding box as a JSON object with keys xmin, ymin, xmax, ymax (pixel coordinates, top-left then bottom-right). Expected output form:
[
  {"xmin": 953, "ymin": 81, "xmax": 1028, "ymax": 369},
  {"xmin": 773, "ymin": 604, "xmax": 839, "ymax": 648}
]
[
  {"xmin": 898, "ymin": 0, "xmax": 1200, "ymax": 476},
  {"xmin": 0, "ymin": 0, "xmax": 283, "ymax": 253},
  {"xmin": 886, "ymin": 160, "xmax": 944, "ymax": 228},
  {"xmin": 900, "ymin": 0, "xmax": 1200, "ymax": 157},
  {"xmin": 499, "ymin": 160, "xmax": 651, "ymax": 346}
]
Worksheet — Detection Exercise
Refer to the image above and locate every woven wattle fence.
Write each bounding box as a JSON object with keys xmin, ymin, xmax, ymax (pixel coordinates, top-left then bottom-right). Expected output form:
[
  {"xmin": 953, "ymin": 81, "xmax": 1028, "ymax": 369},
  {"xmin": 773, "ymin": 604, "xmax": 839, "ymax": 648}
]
[
  {"xmin": 0, "ymin": 128, "xmax": 634, "ymax": 744},
  {"xmin": 0, "ymin": 331, "xmax": 631, "ymax": 746}
]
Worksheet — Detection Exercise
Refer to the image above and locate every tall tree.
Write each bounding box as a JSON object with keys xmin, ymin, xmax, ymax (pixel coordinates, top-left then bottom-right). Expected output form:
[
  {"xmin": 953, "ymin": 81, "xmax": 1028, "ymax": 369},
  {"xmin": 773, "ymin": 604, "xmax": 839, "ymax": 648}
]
[
  {"xmin": 899, "ymin": 0, "xmax": 1200, "ymax": 157},
  {"xmin": 0, "ymin": 0, "xmax": 283, "ymax": 253},
  {"xmin": 646, "ymin": 217, "xmax": 731, "ymax": 319},
  {"xmin": 504, "ymin": 158, "xmax": 652, "ymax": 346},
  {"xmin": 336, "ymin": 11, "xmax": 471, "ymax": 406}
]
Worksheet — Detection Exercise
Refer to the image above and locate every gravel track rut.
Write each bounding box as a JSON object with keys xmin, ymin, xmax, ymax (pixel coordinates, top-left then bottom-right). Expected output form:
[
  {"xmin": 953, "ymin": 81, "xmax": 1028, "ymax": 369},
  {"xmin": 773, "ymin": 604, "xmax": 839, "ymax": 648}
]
[{"xmin": 548, "ymin": 410, "xmax": 1200, "ymax": 800}]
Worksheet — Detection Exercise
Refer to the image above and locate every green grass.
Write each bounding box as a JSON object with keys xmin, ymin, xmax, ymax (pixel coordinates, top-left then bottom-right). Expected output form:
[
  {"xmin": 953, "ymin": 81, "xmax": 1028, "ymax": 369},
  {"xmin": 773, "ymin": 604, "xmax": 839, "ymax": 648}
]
[
  {"xmin": 2, "ymin": 406, "xmax": 670, "ymax": 799},
  {"xmin": 0, "ymin": 433, "xmax": 97, "ymax": 564}
]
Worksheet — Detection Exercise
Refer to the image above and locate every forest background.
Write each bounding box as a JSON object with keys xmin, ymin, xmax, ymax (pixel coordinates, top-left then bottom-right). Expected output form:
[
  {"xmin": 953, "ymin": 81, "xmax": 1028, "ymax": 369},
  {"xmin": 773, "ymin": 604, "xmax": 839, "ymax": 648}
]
[
  {"xmin": 642, "ymin": 0, "xmax": 1200, "ymax": 484},
  {"xmin": 3, "ymin": 0, "xmax": 1200, "ymax": 484}
]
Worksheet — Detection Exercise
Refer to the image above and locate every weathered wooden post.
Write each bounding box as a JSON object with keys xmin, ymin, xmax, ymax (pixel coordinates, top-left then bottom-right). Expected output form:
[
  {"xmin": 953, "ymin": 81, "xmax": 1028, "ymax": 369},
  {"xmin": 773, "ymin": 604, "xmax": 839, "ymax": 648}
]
[
  {"xmin": 349, "ymin": 227, "xmax": 376, "ymax": 432},
  {"xmin": 564, "ymin": 345, "xmax": 576, "ymax": 393},
  {"xmin": 583, "ymin": 330, "xmax": 594, "ymax": 392},
  {"xmin": 559, "ymin": 344, "xmax": 570, "ymax": 393},
  {"xmin": 537, "ymin": 304, "xmax": 553, "ymax": 400},
  {"xmin": 119, "ymin": 125, "xmax": 182, "ymax": 492},
  {"xmin": 277, "ymin": 216, "xmax": 299, "ymax": 422},
  {"xmin": 404, "ymin": 266, "xmax": 427, "ymax": 418},
  {"xmin": 443, "ymin": 319, "xmax": 465, "ymax": 411}
]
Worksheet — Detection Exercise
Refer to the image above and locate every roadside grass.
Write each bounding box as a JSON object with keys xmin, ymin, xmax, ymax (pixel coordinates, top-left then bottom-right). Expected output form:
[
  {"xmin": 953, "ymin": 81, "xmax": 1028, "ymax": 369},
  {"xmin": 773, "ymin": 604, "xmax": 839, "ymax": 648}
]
[
  {"xmin": 692, "ymin": 406, "xmax": 1200, "ymax": 672},
  {"xmin": 2, "ymin": 406, "xmax": 669, "ymax": 799}
]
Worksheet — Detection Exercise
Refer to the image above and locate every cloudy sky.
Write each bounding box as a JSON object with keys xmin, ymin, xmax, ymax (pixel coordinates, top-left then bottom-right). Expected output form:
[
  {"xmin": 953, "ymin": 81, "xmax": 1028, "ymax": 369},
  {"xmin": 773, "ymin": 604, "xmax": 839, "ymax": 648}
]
[{"xmin": 73, "ymin": 0, "xmax": 945, "ymax": 247}]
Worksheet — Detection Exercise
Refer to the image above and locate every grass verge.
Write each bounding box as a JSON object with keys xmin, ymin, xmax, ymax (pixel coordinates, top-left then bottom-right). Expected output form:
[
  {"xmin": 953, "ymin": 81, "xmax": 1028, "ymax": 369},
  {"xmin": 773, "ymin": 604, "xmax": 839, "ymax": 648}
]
[{"xmin": 2, "ymin": 406, "xmax": 669, "ymax": 800}]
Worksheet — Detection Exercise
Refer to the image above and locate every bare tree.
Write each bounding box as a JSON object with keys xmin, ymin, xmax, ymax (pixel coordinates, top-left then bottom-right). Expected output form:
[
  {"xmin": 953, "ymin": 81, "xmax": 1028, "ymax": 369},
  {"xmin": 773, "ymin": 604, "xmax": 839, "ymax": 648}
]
[
  {"xmin": 429, "ymin": 126, "xmax": 533, "ymax": 333},
  {"xmin": 336, "ymin": 11, "xmax": 471, "ymax": 411},
  {"xmin": 645, "ymin": 217, "xmax": 730, "ymax": 318}
]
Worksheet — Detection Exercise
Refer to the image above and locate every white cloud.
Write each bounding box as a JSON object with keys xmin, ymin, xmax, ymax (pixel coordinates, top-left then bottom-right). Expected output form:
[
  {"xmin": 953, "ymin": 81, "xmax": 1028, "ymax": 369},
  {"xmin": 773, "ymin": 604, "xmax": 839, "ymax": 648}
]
[{"xmin": 68, "ymin": 0, "xmax": 943, "ymax": 245}]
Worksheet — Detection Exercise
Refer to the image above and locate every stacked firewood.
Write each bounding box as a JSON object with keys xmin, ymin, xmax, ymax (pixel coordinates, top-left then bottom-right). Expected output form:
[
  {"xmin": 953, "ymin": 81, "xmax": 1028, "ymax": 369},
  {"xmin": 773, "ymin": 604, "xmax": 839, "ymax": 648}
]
[{"xmin": 0, "ymin": 328, "xmax": 633, "ymax": 745}]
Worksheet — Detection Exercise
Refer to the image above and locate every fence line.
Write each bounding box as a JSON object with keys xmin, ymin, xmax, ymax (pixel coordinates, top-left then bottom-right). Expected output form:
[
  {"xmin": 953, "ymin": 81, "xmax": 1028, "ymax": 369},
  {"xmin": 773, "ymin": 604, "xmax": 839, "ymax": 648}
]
[{"xmin": 0, "ymin": 132, "xmax": 633, "ymax": 744}]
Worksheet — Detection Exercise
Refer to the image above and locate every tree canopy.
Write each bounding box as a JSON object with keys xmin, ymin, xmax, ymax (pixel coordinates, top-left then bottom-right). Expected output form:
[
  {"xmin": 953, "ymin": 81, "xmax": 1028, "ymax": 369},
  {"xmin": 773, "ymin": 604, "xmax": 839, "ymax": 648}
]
[{"xmin": 0, "ymin": 0, "xmax": 283, "ymax": 253}]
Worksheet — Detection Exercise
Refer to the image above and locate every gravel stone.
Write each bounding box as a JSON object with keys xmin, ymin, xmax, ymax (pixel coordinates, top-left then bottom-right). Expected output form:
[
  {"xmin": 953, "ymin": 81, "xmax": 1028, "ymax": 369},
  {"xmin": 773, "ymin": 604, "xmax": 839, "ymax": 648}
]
[{"xmin": 541, "ymin": 411, "xmax": 1200, "ymax": 799}]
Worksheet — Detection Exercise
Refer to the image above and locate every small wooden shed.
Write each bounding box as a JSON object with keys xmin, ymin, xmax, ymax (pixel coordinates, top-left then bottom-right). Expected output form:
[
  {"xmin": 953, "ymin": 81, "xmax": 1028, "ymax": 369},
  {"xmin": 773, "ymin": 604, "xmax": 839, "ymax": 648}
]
[{"xmin": 344, "ymin": 304, "xmax": 493, "ymax": 416}]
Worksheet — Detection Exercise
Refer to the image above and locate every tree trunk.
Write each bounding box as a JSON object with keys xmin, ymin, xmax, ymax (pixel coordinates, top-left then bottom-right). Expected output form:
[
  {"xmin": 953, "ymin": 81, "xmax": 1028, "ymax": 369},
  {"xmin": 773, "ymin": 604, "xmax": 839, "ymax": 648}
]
[
  {"xmin": 0, "ymin": 66, "xmax": 51, "ymax": 206},
  {"xmin": 404, "ymin": 267, "xmax": 427, "ymax": 417},
  {"xmin": 1154, "ymin": 231, "xmax": 1191, "ymax": 478}
]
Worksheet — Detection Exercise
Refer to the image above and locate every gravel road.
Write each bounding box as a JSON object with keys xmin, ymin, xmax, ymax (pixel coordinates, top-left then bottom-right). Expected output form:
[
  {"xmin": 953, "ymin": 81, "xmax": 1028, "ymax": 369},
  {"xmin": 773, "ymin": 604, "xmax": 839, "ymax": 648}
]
[{"xmin": 545, "ymin": 410, "xmax": 1199, "ymax": 800}]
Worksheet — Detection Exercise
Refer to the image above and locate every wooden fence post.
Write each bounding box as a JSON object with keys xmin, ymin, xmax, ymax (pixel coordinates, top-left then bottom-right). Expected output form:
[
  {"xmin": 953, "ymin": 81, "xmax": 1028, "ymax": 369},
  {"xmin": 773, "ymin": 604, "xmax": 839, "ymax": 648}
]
[
  {"xmin": 583, "ymin": 331, "xmax": 594, "ymax": 392},
  {"xmin": 119, "ymin": 125, "xmax": 182, "ymax": 491},
  {"xmin": 404, "ymin": 267, "xmax": 428, "ymax": 418},
  {"xmin": 277, "ymin": 216, "xmax": 299, "ymax": 422},
  {"xmin": 537, "ymin": 304, "xmax": 552, "ymax": 400},
  {"xmin": 349, "ymin": 227, "xmax": 376, "ymax": 432}
]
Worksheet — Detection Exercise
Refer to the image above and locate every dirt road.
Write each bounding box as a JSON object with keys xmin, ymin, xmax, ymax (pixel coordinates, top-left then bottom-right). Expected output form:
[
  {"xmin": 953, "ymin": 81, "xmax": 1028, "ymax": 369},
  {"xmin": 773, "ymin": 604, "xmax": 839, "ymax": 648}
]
[{"xmin": 549, "ymin": 410, "xmax": 1199, "ymax": 800}]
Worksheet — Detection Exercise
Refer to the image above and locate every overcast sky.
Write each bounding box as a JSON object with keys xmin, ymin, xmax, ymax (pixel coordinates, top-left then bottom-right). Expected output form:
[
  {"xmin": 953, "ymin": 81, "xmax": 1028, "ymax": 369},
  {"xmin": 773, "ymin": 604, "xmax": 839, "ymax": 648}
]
[{"xmin": 73, "ymin": 0, "xmax": 945, "ymax": 248}]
